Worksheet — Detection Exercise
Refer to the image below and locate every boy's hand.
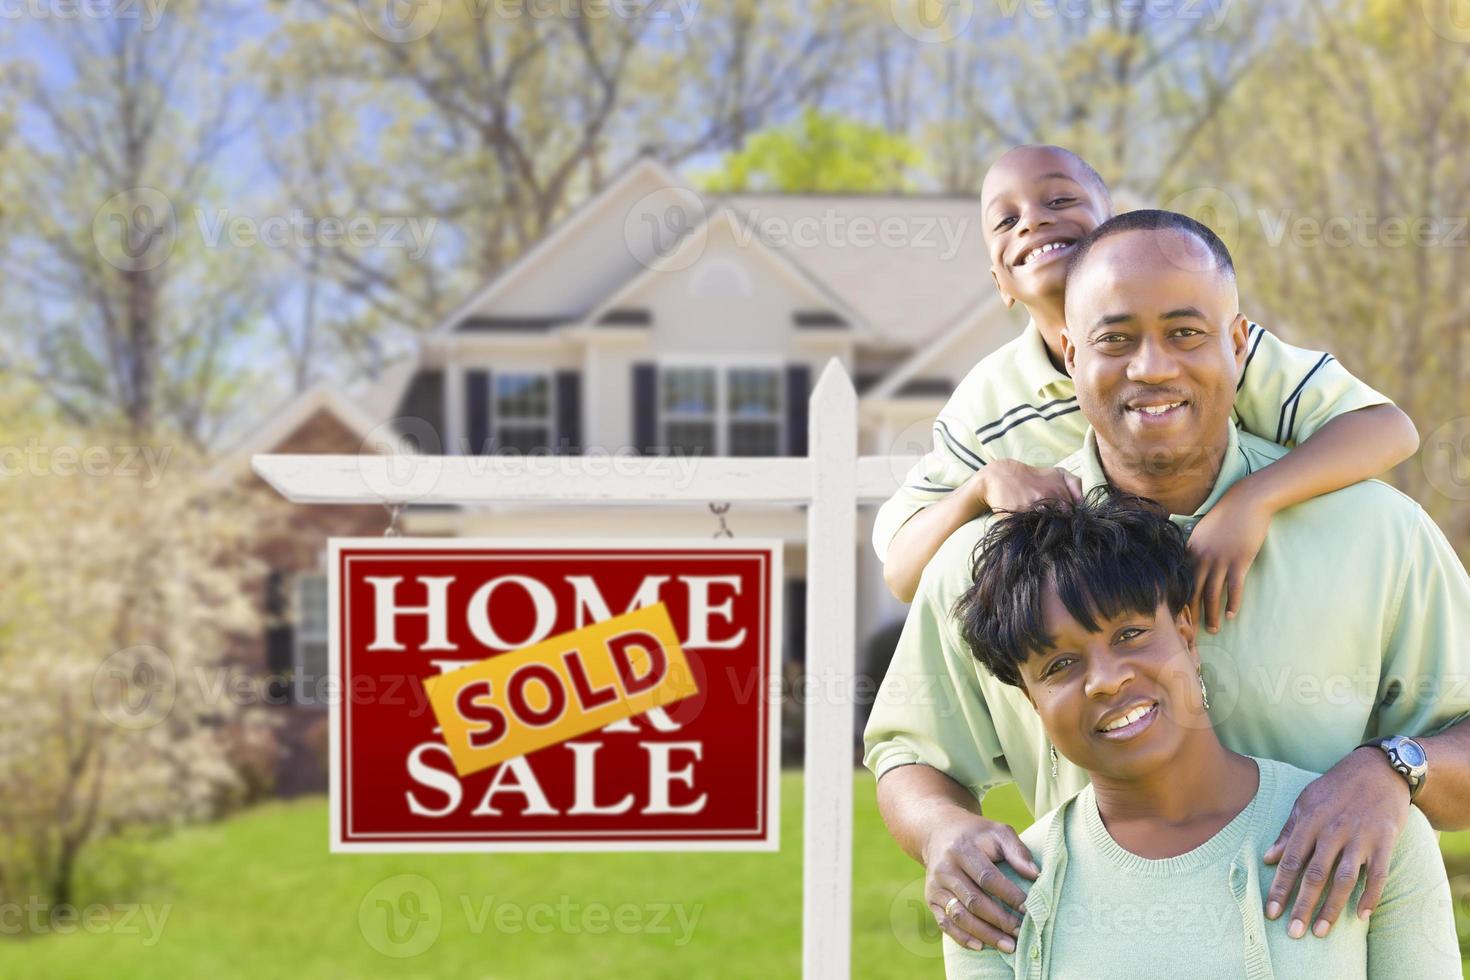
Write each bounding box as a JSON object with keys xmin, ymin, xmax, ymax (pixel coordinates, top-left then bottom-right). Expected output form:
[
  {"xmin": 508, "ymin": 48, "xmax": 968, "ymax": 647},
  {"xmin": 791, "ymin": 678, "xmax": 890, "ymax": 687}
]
[
  {"xmin": 976, "ymin": 460, "xmax": 1083, "ymax": 514},
  {"xmin": 1188, "ymin": 484, "xmax": 1274, "ymax": 633}
]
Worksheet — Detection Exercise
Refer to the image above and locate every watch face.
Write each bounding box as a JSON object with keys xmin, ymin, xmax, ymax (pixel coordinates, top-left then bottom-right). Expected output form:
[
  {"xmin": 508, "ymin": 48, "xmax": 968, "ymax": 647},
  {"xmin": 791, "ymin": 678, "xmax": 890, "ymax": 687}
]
[{"xmin": 1398, "ymin": 740, "xmax": 1426, "ymax": 767}]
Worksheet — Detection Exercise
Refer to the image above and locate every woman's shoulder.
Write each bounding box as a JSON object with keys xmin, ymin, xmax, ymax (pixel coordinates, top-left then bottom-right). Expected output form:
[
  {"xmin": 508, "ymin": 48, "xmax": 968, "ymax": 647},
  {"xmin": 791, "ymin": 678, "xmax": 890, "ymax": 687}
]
[
  {"xmin": 1011, "ymin": 788, "xmax": 1087, "ymax": 874},
  {"xmin": 1251, "ymin": 756, "xmax": 1320, "ymax": 824}
]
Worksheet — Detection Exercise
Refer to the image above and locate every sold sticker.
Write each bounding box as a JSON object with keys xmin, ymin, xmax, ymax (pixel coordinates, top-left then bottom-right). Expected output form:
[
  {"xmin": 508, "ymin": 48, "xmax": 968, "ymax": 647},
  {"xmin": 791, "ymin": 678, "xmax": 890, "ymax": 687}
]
[{"xmin": 424, "ymin": 602, "xmax": 699, "ymax": 776}]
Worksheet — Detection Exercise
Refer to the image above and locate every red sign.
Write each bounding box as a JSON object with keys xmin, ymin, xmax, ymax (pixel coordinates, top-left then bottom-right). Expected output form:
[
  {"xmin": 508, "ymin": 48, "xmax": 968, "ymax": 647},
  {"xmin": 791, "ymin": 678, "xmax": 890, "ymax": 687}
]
[{"xmin": 328, "ymin": 539, "xmax": 782, "ymax": 852}]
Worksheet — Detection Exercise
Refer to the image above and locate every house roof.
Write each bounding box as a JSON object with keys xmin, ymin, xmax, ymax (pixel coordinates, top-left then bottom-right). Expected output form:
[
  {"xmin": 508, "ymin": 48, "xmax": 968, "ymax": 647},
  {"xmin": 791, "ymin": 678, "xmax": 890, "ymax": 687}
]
[
  {"xmin": 579, "ymin": 202, "xmax": 877, "ymax": 338},
  {"xmin": 721, "ymin": 192, "xmax": 990, "ymax": 349}
]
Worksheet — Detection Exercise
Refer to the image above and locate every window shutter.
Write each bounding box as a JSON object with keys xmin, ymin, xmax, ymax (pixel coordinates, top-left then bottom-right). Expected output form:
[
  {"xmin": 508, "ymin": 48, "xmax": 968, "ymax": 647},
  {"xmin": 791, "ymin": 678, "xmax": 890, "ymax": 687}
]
[
  {"xmin": 632, "ymin": 363, "xmax": 658, "ymax": 455},
  {"xmin": 265, "ymin": 623, "xmax": 294, "ymax": 704},
  {"xmin": 785, "ymin": 364, "xmax": 811, "ymax": 456},
  {"xmin": 466, "ymin": 369, "xmax": 491, "ymax": 455},
  {"xmin": 554, "ymin": 371, "xmax": 583, "ymax": 454},
  {"xmin": 785, "ymin": 578, "xmax": 807, "ymax": 666}
]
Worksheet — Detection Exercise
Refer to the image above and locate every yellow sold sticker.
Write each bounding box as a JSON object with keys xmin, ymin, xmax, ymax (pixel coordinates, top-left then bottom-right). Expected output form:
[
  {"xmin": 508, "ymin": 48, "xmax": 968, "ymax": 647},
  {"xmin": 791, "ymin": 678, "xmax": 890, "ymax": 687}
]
[{"xmin": 423, "ymin": 602, "xmax": 699, "ymax": 777}]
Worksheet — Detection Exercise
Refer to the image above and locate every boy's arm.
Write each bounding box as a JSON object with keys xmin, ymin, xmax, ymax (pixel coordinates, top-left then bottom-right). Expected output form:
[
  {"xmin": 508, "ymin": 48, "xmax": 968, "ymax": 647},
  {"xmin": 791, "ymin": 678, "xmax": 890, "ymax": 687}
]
[
  {"xmin": 1192, "ymin": 405, "xmax": 1418, "ymax": 632},
  {"xmin": 883, "ymin": 462, "xmax": 1083, "ymax": 603},
  {"xmin": 1193, "ymin": 324, "xmax": 1420, "ymax": 629}
]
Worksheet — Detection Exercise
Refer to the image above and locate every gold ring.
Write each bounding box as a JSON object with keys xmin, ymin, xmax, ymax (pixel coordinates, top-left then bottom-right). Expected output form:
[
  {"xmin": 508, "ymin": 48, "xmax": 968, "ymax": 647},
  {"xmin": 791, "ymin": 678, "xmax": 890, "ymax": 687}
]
[{"xmin": 944, "ymin": 896, "xmax": 963, "ymax": 918}]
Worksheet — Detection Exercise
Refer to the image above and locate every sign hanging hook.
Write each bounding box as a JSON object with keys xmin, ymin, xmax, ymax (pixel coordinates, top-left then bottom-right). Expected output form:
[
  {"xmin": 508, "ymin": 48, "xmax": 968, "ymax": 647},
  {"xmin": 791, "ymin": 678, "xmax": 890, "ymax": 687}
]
[
  {"xmin": 709, "ymin": 501, "xmax": 733, "ymax": 538},
  {"xmin": 383, "ymin": 502, "xmax": 404, "ymax": 537}
]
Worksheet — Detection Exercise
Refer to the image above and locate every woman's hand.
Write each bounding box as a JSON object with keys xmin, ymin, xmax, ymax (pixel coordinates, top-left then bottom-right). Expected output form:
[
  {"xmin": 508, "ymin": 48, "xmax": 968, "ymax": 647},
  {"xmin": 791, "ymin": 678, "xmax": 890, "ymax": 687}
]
[
  {"xmin": 1187, "ymin": 482, "xmax": 1274, "ymax": 633},
  {"xmin": 977, "ymin": 460, "xmax": 1083, "ymax": 514},
  {"xmin": 922, "ymin": 810, "xmax": 1039, "ymax": 953}
]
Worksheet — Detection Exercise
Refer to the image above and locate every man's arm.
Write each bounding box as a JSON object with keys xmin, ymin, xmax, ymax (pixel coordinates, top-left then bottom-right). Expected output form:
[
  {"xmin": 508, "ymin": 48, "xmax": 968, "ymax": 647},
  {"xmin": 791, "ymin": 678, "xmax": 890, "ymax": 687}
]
[
  {"xmin": 1409, "ymin": 714, "xmax": 1470, "ymax": 830},
  {"xmin": 1263, "ymin": 502, "xmax": 1470, "ymax": 937},
  {"xmin": 875, "ymin": 764, "xmax": 1036, "ymax": 953}
]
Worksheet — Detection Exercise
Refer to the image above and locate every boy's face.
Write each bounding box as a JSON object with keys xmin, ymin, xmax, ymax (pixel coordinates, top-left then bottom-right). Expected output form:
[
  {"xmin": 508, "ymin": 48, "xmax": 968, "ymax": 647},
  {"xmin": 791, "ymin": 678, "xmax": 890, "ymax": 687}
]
[
  {"xmin": 981, "ymin": 146, "xmax": 1112, "ymax": 312},
  {"xmin": 1018, "ymin": 590, "xmax": 1205, "ymax": 782}
]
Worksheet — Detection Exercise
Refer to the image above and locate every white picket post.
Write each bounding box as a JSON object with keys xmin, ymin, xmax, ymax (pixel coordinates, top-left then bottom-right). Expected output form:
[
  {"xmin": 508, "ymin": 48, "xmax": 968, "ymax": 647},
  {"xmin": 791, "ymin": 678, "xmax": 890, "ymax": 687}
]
[{"xmin": 802, "ymin": 359, "xmax": 857, "ymax": 980}]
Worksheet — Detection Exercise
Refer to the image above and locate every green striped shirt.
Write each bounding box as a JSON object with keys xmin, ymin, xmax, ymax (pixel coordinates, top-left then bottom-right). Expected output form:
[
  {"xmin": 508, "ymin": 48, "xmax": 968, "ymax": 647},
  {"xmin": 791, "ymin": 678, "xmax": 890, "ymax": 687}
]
[{"xmin": 873, "ymin": 319, "xmax": 1392, "ymax": 561}]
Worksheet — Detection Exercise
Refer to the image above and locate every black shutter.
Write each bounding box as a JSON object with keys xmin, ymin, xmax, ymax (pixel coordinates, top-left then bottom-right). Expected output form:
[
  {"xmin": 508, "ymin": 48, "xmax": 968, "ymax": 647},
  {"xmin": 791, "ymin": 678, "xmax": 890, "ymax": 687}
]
[
  {"xmin": 785, "ymin": 364, "xmax": 811, "ymax": 456},
  {"xmin": 785, "ymin": 578, "xmax": 807, "ymax": 666},
  {"xmin": 632, "ymin": 363, "xmax": 658, "ymax": 455},
  {"xmin": 265, "ymin": 569, "xmax": 294, "ymax": 704},
  {"xmin": 555, "ymin": 371, "xmax": 583, "ymax": 454},
  {"xmin": 466, "ymin": 369, "xmax": 491, "ymax": 455},
  {"xmin": 264, "ymin": 569, "xmax": 288, "ymax": 617}
]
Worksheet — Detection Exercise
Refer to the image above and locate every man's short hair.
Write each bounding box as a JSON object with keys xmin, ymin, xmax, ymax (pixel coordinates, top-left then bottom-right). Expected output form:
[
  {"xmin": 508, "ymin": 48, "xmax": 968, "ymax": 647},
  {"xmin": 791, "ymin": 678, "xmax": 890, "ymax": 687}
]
[
  {"xmin": 1063, "ymin": 208, "xmax": 1235, "ymax": 294},
  {"xmin": 954, "ymin": 488, "xmax": 1195, "ymax": 688}
]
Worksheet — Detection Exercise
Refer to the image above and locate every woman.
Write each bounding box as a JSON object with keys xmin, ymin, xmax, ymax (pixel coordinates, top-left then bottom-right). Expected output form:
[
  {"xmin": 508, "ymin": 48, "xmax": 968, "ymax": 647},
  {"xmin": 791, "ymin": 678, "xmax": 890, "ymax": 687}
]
[{"xmin": 944, "ymin": 489, "xmax": 1460, "ymax": 979}]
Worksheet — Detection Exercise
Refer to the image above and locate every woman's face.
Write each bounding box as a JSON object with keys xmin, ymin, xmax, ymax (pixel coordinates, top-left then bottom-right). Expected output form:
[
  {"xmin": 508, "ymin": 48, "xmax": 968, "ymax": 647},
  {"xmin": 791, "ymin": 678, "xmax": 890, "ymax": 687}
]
[{"xmin": 1017, "ymin": 589, "xmax": 1207, "ymax": 780}]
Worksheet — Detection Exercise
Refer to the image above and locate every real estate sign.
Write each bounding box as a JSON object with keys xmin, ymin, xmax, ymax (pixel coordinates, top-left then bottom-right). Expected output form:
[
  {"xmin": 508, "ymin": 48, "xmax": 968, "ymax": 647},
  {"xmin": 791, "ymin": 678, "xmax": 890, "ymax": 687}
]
[{"xmin": 328, "ymin": 539, "xmax": 782, "ymax": 852}]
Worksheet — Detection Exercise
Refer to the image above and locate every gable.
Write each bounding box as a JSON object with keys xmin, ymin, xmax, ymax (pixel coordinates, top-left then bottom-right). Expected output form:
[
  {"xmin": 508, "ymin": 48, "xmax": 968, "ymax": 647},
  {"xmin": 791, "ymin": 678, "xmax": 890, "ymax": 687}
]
[
  {"xmin": 271, "ymin": 408, "xmax": 368, "ymax": 455},
  {"xmin": 583, "ymin": 205, "xmax": 868, "ymax": 353},
  {"xmin": 445, "ymin": 157, "xmax": 703, "ymax": 326}
]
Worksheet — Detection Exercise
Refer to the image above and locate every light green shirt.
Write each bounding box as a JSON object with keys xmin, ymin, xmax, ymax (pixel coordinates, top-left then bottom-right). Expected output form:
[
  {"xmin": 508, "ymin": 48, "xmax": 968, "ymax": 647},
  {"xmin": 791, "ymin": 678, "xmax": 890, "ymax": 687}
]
[
  {"xmin": 943, "ymin": 757, "xmax": 1461, "ymax": 980},
  {"xmin": 863, "ymin": 424, "xmax": 1470, "ymax": 818},
  {"xmin": 873, "ymin": 319, "xmax": 1392, "ymax": 561}
]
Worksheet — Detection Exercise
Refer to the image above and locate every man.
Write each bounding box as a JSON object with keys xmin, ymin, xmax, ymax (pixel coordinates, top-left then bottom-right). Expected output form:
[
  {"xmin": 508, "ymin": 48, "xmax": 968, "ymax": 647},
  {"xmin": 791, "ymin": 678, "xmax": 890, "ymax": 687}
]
[{"xmin": 864, "ymin": 209, "xmax": 1470, "ymax": 956}]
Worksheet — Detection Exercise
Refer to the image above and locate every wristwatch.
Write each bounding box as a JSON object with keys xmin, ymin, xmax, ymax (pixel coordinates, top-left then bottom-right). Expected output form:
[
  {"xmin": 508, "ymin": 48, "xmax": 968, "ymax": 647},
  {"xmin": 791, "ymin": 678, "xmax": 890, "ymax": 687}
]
[{"xmin": 1358, "ymin": 735, "xmax": 1428, "ymax": 801}]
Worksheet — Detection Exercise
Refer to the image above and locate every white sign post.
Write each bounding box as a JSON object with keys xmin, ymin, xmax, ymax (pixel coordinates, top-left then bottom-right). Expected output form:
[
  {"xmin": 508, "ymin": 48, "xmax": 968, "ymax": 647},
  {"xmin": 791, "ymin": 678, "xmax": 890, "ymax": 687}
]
[{"xmin": 253, "ymin": 358, "xmax": 919, "ymax": 980}]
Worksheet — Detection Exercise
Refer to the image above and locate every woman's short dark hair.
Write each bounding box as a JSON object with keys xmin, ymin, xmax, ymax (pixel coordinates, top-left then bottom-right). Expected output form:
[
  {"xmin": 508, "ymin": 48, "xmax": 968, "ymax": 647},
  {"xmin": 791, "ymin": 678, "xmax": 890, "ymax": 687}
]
[{"xmin": 954, "ymin": 487, "xmax": 1195, "ymax": 688}]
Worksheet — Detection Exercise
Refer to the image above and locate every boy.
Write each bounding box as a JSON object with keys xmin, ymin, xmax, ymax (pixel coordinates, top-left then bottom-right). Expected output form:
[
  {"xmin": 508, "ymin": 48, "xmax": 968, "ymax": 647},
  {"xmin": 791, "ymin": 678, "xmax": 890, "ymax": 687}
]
[{"xmin": 876, "ymin": 145, "xmax": 1418, "ymax": 632}]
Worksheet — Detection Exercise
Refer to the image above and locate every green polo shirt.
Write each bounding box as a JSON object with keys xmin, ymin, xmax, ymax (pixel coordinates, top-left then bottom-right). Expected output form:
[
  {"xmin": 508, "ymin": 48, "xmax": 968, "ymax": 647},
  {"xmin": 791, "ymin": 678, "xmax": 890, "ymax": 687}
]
[
  {"xmin": 863, "ymin": 424, "xmax": 1470, "ymax": 818},
  {"xmin": 872, "ymin": 319, "xmax": 1392, "ymax": 561}
]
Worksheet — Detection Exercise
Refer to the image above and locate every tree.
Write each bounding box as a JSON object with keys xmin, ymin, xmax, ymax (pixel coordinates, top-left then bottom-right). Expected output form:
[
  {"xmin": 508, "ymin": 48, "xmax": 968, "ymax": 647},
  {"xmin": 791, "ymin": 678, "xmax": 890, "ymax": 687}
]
[
  {"xmin": 0, "ymin": 404, "xmax": 273, "ymax": 911},
  {"xmin": 697, "ymin": 108, "xmax": 926, "ymax": 192},
  {"xmin": 249, "ymin": 0, "xmax": 865, "ymax": 371},
  {"xmin": 1, "ymin": 6, "xmax": 262, "ymax": 444},
  {"xmin": 1169, "ymin": 0, "xmax": 1470, "ymax": 551}
]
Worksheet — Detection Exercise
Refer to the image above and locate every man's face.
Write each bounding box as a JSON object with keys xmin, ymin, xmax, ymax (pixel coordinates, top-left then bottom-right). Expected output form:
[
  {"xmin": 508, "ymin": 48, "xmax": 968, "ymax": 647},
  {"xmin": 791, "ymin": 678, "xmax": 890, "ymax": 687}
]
[
  {"xmin": 981, "ymin": 146, "xmax": 1112, "ymax": 310},
  {"xmin": 1062, "ymin": 228, "xmax": 1249, "ymax": 467},
  {"xmin": 1019, "ymin": 591, "xmax": 1205, "ymax": 781}
]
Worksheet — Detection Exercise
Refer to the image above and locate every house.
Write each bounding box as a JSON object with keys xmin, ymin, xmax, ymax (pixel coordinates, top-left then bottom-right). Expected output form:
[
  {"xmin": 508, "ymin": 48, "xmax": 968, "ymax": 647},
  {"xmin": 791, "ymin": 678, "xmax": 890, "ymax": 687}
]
[{"xmin": 217, "ymin": 154, "xmax": 1028, "ymax": 793}]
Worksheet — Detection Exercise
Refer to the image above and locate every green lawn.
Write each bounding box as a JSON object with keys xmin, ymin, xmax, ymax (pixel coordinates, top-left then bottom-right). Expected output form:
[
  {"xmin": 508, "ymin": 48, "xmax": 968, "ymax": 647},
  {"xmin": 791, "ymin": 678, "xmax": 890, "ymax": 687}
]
[{"xmin": 4, "ymin": 774, "xmax": 1467, "ymax": 979}]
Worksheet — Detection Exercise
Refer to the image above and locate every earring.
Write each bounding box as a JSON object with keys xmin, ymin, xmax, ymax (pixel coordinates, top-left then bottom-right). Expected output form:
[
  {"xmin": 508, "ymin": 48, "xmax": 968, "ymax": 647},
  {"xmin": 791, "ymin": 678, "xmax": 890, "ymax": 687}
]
[
  {"xmin": 1198, "ymin": 666, "xmax": 1211, "ymax": 711},
  {"xmin": 1049, "ymin": 743, "xmax": 1059, "ymax": 778}
]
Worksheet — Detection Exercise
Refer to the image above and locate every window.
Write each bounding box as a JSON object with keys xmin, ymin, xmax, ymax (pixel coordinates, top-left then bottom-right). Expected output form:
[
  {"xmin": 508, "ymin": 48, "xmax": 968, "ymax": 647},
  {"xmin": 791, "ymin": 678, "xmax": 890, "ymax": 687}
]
[
  {"xmin": 294, "ymin": 573, "xmax": 329, "ymax": 707},
  {"xmin": 727, "ymin": 368, "xmax": 782, "ymax": 456},
  {"xmin": 494, "ymin": 373, "xmax": 552, "ymax": 454},
  {"xmin": 659, "ymin": 365, "xmax": 783, "ymax": 456},
  {"xmin": 661, "ymin": 367, "xmax": 718, "ymax": 456}
]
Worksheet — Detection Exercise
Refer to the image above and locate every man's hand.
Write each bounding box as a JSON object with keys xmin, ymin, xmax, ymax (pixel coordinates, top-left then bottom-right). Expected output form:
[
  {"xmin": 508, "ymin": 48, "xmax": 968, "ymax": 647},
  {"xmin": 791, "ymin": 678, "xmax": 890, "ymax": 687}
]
[
  {"xmin": 1263, "ymin": 748, "xmax": 1411, "ymax": 938},
  {"xmin": 922, "ymin": 809, "xmax": 1039, "ymax": 953},
  {"xmin": 1188, "ymin": 482, "xmax": 1274, "ymax": 633},
  {"xmin": 978, "ymin": 460, "xmax": 1083, "ymax": 515}
]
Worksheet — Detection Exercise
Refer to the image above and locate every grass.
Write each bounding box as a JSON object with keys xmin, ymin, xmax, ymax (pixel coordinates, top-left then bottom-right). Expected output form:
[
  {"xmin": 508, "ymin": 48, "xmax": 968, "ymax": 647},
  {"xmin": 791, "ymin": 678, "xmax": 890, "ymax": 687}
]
[{"xmin": 3, "ymin": 774, "xmax": 1466, "ymax": 979}]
